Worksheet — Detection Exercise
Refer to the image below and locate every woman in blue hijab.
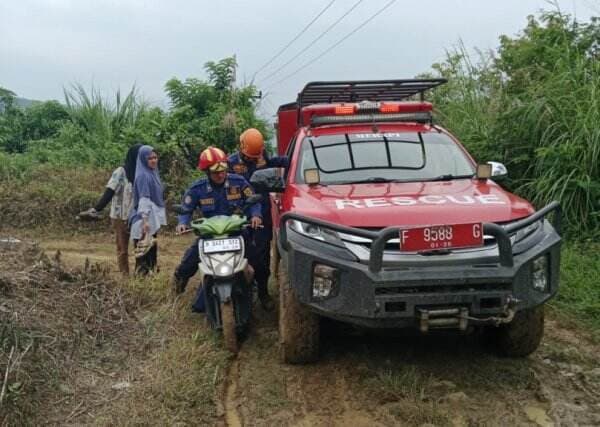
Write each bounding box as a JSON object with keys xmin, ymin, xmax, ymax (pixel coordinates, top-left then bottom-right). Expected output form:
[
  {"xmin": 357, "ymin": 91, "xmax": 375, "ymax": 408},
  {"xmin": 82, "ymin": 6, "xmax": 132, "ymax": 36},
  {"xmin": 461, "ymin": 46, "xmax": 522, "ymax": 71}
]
[{"xmin": 129, "ymin": 145, "xmax": 166, "ymax": 276}]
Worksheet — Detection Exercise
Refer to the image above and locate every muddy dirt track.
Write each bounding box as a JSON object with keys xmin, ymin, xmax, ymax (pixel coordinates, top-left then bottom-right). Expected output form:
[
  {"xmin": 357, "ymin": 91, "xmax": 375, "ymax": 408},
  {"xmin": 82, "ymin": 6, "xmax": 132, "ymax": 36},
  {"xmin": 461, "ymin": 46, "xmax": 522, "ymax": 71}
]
[{"xmin": 4, "ymin": 232, "xmax": 600, "ymax": 426}]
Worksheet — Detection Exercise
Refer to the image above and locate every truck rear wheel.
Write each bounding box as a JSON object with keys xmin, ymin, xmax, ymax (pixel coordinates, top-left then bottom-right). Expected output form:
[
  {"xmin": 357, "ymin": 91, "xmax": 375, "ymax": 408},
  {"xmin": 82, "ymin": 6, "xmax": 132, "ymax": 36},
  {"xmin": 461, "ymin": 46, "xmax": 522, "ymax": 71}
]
[
  {"xmin": 491, "ymin": 306, "xmax": 545, "ymax": 357},
  {"xmin": 278, "ymin": 263, "xmax": 319, "ymax": 364}
]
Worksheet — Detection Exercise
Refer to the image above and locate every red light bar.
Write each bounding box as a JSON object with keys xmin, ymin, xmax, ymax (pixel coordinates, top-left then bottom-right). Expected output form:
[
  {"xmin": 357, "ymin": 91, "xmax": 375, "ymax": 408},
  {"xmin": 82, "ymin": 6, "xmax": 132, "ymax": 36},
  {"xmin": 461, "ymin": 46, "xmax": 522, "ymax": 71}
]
[
  {"xmin": 378, "ymin": 102, "xmax": 433, "ymax": 114},
  {"xmin": 335, "ymin": 105, "xmax": 356, "ymax": 115},
  {"xmin": 301, "ymin": 101, "xmax": 434, "ymax": 126},
  {"xmin": 379, "ymin": 103, "xmax": 399, "ymax": 113}
]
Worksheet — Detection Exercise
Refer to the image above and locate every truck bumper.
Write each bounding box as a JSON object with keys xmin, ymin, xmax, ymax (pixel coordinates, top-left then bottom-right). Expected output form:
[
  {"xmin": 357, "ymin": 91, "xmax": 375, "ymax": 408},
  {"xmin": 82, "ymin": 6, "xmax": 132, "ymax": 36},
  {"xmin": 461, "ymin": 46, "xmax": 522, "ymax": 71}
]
[{"xmin": 278, "ymin": 204, "xmax": 562, "ymax": 330}]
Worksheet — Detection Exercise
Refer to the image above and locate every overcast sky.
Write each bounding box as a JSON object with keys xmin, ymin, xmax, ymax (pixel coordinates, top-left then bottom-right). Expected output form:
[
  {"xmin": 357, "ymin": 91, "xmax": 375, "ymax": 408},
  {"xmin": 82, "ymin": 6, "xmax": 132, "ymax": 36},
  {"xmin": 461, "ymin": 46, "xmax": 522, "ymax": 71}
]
[{"xmin": 1, "ymin": 0, "xmax": 598, "ymax": 119}]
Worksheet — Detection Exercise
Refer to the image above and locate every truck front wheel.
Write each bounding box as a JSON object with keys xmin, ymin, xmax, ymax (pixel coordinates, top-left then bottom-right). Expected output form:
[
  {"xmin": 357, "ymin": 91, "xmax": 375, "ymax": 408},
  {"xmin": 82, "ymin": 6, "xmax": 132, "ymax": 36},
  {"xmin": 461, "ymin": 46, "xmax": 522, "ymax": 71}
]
[
  {"xmin": 490, "ymin": 305, "xmax": 545, "ymax": 357},
  {"xmin": 271, "ymin": 237, "xmax": 280, "ymax": 290},
  {"xmin": 278, "ymin": 263, "xmax": 320, "ymax": 364}
]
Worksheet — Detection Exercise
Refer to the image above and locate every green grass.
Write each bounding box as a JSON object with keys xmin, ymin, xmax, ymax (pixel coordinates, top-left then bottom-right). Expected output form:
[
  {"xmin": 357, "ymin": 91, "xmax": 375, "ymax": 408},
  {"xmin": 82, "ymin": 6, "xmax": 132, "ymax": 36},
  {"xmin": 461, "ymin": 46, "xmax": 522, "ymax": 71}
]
[{"xmin": 552, "ymin": 242, "xmax": 600, "ymax": 331}]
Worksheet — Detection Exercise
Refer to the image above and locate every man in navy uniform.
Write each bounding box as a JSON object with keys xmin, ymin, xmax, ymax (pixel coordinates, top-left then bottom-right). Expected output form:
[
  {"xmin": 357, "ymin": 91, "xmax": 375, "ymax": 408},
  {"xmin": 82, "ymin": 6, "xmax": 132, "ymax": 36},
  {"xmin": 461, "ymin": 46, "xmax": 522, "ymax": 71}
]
[{"xmin": 228, "ymin": 128, "xmax": 288, "ymax": 311}]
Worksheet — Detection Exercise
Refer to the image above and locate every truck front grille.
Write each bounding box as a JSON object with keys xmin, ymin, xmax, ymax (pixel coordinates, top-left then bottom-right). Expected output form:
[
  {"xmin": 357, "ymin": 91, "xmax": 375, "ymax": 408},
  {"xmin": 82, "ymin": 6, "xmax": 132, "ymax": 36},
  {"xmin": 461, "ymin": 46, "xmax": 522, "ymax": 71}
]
[{"xmin": 375, "ymin": 282, "xmax": 512, "ymax": 296}]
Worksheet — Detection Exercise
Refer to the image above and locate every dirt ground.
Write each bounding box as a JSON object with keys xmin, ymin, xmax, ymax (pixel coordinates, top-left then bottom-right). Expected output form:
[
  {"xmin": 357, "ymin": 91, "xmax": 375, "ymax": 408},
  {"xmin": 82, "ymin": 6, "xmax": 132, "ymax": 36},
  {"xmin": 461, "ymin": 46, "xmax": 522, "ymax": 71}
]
[{"xmin": 2, "ymin": 230, "xmax": 599, "ymax": 426}]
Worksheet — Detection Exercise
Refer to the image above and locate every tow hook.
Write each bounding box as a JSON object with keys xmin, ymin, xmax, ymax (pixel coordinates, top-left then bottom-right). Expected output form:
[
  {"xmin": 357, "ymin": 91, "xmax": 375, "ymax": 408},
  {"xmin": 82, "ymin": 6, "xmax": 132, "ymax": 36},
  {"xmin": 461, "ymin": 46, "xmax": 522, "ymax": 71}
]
[
  {"xmin": 471, "ymin": 296, "xmax": 520, "ymax": 326},
  {"xmin": 417, "ymin": 296, "xmax": 521, "ymax": 333}
]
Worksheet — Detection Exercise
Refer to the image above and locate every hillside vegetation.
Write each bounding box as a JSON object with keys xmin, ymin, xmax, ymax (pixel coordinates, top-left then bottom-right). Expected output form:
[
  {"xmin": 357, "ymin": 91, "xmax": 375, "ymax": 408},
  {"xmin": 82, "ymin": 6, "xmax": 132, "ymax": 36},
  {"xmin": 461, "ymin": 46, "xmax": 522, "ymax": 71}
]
[{"xmin": 0, "ymin": 57, "xmax": 269, "ymax": 229}]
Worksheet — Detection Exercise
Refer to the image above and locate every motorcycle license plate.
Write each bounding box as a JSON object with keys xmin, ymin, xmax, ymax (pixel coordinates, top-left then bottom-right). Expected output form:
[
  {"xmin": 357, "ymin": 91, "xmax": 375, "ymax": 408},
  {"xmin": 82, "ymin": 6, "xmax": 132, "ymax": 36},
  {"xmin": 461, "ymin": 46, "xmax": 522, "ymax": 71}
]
[
  {"xmin": 399, "ymin": 223, "xmax": 483, "ymax": 252},
  {"xmin": 203, "ymin": 238, "xmax": 241, "ymax": 253}
]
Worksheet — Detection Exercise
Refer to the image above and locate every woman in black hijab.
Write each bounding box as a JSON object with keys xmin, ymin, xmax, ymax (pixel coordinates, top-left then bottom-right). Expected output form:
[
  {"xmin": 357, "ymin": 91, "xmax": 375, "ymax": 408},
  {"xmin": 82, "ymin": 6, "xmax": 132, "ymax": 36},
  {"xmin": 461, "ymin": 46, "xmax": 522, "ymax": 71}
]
[{"xmin": 78, "ymin": 143, "xmax": 142, "ymax": 276}]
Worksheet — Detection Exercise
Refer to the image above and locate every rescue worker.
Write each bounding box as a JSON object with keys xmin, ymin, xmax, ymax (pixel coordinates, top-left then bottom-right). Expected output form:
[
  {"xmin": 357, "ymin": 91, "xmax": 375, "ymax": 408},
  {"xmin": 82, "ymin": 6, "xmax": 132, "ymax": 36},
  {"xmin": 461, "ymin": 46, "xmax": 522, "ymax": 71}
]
[
  {"xmin": 228, "ymin": 128, "xmax": 289, "ymax": 311},
  {"xmin": 170, "ymin": 146, "xmax": 264, "ymax": 307}
]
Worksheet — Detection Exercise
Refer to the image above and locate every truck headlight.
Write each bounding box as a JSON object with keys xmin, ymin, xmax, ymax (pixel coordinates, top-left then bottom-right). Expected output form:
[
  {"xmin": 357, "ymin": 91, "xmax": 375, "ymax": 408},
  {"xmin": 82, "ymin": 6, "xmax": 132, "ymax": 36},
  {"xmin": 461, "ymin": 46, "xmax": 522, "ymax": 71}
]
[
  {"xmin": 289, "ymin": 220, "xmax": 344, "ymax": 247},
  {"xmin": 532, "ymin": 254, "xmax": 549, "ymax": 292},
  {"xmin": 312, "ymin": 264, "xmax": 339, "ymax": 299}
]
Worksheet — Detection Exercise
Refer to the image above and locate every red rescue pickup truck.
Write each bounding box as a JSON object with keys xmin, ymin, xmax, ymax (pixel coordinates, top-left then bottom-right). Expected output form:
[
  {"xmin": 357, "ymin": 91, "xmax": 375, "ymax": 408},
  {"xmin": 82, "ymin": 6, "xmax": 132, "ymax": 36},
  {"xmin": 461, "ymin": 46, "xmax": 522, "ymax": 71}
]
[{"xmin": 250, "ymin": 79, "xmax": 562, "ymax": 363}]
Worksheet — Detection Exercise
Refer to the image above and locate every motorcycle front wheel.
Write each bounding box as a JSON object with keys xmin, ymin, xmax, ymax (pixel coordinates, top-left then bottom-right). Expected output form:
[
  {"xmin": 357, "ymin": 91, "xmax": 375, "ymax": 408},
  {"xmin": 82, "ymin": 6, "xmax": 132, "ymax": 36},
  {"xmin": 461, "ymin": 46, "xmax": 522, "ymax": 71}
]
[{"xmin": 220, "ymin": 301, "xmax": 239, "ymax": 354}]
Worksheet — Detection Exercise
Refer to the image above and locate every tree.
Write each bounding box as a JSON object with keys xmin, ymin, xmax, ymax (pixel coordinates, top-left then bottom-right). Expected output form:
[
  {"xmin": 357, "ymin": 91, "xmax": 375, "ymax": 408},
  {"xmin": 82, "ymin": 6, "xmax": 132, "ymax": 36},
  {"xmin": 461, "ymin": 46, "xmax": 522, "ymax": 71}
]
[
  {"xmin": 164, "ymin": 57, "xmax": 270, "ymax": 169},
  {"xmin": 0, "ymin": 86, "xmax": 17, "ymax": 112}
]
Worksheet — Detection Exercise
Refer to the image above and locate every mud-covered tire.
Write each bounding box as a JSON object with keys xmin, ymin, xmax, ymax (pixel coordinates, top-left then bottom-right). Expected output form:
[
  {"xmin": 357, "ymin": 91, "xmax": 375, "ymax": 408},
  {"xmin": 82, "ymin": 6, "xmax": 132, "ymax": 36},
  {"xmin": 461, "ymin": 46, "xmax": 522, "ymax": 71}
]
[
  {"xmin": 491, "ymin": 306, "xmax": 545, "ymax": 357},
  {"xmin": 221, "ymin": 302, "xmax": 239, "ymax": 354},
  {"xmin": 278, "ymin": 263, "xmax": 319, "ymax": 364},
  {"xmin": 271, "ymin": 237, "xmax": 280, "ymax": 291}
]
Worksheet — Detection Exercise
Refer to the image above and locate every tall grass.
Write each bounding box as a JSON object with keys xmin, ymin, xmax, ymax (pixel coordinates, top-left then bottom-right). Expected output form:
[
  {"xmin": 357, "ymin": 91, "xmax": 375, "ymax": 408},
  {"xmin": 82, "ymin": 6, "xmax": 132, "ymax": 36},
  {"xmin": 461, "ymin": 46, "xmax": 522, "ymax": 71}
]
[
  {"xmin": 63, "ymin": 83, "xmax": 146, "ymax": 144},
  {"xmin": 515, "ymin": 55, "xmax": 600, "ymax": 229},
  {"xmin": 553, "ymin": 242, "xmax": 600, "ymax": 331},
  {"xmin": 428, "ymin": 12, "xmax": 600, "ymax": 235}
]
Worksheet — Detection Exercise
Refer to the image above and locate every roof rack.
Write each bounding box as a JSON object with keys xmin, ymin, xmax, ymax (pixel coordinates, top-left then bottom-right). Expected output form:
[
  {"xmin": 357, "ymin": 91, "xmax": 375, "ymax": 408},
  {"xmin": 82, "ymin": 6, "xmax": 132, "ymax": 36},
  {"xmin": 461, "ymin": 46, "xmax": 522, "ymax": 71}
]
[{"xmin": 297, "ymin": 78, "xmax": 447, "ymax": 109}]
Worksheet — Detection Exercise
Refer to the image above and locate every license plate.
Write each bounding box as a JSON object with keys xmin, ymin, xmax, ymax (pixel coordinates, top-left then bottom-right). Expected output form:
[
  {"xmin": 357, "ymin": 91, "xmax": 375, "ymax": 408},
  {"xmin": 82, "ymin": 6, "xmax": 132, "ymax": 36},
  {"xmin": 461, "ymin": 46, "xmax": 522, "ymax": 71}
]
[
  {"xmin": 399, "ymin": 223, "xmax": 483, "ymax": 252},
  {"xmin": 203, "ymin": 238, "xmax": 241, "ymax": 254}
]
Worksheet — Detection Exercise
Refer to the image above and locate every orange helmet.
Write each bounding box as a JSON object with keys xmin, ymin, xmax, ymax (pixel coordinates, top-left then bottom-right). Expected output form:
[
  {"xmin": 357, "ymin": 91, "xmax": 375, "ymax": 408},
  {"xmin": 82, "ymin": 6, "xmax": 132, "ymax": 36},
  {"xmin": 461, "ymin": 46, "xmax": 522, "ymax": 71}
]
[
  {"xmin": 198, "ymin": 146, "xmax": 228, "ymax": 172},
  {"xmin": 240, "ymin": 128, "xmax": 264, "ymax": 159}
]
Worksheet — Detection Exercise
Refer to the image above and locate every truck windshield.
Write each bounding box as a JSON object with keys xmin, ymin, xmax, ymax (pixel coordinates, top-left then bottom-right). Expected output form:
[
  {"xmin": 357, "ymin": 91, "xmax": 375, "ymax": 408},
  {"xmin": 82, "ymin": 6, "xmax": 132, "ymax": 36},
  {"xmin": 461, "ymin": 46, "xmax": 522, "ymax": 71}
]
[{"xmin": 296, "ymin": 132, "xmax": 475, "ymax": 184}]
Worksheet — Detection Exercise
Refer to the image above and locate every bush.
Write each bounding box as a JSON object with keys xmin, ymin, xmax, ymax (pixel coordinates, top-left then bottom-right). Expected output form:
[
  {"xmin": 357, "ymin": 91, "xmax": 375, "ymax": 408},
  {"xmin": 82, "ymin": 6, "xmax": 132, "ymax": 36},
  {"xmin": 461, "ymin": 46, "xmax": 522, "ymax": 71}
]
[{"xmin": 0, "ymin": 165, "xmax": 109, "ymax": 230}]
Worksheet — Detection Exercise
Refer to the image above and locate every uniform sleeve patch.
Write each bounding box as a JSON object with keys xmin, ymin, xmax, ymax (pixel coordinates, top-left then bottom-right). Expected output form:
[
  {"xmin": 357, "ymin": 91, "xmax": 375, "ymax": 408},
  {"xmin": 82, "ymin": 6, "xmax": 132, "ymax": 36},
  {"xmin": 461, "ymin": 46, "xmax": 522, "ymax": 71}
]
[{"xmin": 184, "ymin": 195, "xmax": 192, "ymax": 205}]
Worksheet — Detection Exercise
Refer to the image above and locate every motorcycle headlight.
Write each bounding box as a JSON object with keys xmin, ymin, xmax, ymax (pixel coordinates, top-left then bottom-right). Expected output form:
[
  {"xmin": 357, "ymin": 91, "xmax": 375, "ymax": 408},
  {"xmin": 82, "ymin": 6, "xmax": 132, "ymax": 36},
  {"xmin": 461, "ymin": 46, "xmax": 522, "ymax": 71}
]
[
  {"xmin": 289, "ymin": 220, "xmax": 344, "ymax": 247},
  {"xmin": 215, "ymin": 263, "xmax": 234, "ymax": 277},
  {"xmin": 511, "ymin": 220, "xmax": 542, "ymax": 244}
]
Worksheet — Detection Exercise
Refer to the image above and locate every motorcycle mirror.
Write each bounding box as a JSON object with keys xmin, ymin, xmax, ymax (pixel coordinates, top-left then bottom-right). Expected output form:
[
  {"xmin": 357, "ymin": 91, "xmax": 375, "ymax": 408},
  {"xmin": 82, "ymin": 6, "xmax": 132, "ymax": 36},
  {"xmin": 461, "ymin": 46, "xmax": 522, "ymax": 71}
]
[{"xmin": 250, "ymin": 168, "xmax": 285, "ymax": 193}]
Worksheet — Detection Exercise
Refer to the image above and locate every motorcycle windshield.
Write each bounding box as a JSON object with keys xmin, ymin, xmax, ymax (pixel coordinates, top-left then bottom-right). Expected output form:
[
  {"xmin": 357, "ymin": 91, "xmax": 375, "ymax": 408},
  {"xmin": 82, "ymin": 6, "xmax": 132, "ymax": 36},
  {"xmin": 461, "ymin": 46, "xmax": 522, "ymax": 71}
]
[{"xmin": 192, "ymin": 215, "xmax": 247, "ymax": 237}]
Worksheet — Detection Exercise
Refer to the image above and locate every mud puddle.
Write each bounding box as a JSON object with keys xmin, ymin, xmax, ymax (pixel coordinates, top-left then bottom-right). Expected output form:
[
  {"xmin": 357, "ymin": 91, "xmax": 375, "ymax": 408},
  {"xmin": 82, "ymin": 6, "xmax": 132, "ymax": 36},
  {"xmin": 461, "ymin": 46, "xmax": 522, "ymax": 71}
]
[{"xmin": 229, "ymin": 310, "xmax": 600, "ymax": 426}]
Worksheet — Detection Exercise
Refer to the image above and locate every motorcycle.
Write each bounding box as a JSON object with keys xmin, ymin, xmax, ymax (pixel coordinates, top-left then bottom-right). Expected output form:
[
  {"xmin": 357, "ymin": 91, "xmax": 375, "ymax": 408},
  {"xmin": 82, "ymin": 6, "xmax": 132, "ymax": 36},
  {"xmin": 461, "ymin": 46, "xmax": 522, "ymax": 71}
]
[{"xmin": 174, "ymin": 195, "xmax": 261, "ymax": 353}]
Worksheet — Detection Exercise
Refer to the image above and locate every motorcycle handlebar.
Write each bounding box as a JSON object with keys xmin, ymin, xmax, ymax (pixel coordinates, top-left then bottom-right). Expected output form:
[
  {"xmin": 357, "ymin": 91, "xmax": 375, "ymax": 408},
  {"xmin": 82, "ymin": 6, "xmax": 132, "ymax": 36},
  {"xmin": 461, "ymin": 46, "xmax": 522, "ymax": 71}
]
[{"xmin": 174, "ymin": 224, "xmax": 264, "ymax": 237}]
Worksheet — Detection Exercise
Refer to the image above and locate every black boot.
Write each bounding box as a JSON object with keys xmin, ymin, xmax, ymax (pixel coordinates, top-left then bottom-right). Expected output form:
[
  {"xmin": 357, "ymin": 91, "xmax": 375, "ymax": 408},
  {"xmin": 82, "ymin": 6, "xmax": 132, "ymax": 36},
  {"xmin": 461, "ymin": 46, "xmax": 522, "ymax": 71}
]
[
  {"xmin": 256, "ymin": 280, "xmax": 274, "ymax": 311},
  {"xmin": 170, "ymin": 273, "xmax": 187, "ymax": 295}
]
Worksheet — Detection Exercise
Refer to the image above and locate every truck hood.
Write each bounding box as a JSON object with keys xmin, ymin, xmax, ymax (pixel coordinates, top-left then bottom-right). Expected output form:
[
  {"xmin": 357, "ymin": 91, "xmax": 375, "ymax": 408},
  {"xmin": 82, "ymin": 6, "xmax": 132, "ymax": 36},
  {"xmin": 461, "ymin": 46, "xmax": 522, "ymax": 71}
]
[{"xmin": 285, "ymin": 179, "xmax": 534, "ymax": 228}]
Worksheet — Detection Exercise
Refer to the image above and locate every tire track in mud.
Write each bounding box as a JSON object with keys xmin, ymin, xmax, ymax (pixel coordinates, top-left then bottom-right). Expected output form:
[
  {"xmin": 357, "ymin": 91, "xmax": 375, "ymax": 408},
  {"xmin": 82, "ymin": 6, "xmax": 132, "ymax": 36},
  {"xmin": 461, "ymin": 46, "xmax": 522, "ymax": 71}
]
[{"xmin": 222, "ymin": 357, "xmax": 243, "ymax": 427}]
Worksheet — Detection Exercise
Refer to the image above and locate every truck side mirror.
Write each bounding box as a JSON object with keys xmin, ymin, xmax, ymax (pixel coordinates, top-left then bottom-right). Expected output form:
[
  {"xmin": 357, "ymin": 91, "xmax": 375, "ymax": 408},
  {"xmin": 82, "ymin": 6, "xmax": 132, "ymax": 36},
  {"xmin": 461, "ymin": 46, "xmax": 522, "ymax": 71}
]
[
  {"xmin": 488, "ymin": 161, "xmax": 508, "ymax": 178},
  {"xmin": 250, "ymin": 168, "xmax": 285, "ymax": 193},
  {"xmin": 476, "ymin": 162, "xmax": 508, "ymax": 180}
]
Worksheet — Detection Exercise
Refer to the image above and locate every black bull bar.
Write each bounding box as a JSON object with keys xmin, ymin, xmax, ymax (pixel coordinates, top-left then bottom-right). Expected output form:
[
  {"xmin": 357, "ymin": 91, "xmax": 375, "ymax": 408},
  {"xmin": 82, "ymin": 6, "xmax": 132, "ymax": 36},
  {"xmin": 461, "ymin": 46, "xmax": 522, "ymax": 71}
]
[{"xmin": 279, "ymin": 201, "xmax": 561, "ymax": 272}]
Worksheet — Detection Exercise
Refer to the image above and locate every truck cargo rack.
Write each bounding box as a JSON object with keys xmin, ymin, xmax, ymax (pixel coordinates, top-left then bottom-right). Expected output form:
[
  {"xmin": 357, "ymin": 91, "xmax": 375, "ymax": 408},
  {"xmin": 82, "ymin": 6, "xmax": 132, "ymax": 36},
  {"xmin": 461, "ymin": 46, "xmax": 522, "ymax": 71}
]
[{"xmin": 297, "ymin": 79, "xmax": 447, "ymax": 110}]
